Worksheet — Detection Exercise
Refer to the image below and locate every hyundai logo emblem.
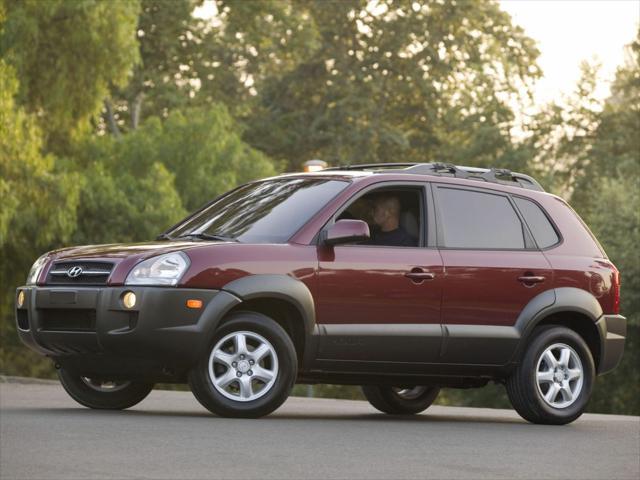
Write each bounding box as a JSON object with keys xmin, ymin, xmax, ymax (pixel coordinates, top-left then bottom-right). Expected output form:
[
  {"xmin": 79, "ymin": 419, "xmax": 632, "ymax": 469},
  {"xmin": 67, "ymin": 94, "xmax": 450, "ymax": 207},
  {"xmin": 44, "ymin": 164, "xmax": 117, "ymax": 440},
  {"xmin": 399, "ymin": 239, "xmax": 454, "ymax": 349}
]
[{"xmin": 66, "ymin": 266, "xmax": 84, "ymax": 278}]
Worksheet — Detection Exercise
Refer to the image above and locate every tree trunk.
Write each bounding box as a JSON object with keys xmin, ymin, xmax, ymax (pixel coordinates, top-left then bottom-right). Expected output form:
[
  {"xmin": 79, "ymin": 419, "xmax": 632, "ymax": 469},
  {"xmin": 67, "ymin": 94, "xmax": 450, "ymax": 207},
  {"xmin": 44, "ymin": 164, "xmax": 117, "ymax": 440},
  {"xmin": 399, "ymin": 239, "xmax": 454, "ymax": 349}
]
[
  {"xmin": 104, "ymin": 99, "xmax": 122, "ymax": 139},
  {"xmin": 131, "ymin": 92, "xmax": 145, "ymax": 130}
]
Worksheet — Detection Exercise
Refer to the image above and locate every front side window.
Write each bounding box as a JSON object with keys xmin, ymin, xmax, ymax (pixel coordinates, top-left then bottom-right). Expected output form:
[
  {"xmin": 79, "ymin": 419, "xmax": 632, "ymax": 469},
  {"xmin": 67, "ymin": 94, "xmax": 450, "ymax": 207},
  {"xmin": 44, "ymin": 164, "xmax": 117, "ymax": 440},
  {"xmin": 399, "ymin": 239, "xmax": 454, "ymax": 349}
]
[
  {"xmin": 167, "ymin": 178, "xmax": 349, "ymax": 243},
  {"xmin": 436, "ymin": 187, "xmax": 525, "ymax": 249},
  {"xmin": 335, "ymin": 187, "xmax": 423, "ymax": 247}
]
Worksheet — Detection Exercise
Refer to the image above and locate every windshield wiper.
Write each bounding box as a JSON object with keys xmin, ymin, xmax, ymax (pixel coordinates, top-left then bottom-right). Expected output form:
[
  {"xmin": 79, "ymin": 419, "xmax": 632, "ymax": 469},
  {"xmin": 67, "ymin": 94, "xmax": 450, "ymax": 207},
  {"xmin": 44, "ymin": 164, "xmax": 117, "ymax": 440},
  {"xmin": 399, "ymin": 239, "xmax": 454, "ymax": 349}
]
[
  {"xmin": 178, "ymin": 233, "xmax": 237, "ymax": 242},
  {"xmin": 156, "ymin": 233, "xmax": 174, "ymax": 241}
]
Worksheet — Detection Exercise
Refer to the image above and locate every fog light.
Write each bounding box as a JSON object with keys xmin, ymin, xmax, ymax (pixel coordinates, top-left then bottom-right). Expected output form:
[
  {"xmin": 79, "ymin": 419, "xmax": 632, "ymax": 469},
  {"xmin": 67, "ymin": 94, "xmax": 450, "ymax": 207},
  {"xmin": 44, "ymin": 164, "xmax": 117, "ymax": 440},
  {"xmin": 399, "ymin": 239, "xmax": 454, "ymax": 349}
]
[
  {"xmin": 17, "ymin": 290, "xmax": 25, "ymax": 308},
  {"xmin": 122, "ymin": 291, "xmax": 137, "ymax": 309}
]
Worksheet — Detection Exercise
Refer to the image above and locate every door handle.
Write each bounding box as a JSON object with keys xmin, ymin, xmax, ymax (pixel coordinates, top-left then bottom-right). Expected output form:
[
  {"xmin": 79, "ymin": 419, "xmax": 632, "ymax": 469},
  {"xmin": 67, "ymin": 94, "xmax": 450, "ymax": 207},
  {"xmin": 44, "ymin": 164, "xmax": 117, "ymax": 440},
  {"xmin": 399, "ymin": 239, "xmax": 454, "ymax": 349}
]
[
  {"xmin": 518, "ymin": 275, "xmax": 545, "ymax": 284},
  {"xmin": 405, "ymin": 271, "xmax": 436, "ymax": 281}
]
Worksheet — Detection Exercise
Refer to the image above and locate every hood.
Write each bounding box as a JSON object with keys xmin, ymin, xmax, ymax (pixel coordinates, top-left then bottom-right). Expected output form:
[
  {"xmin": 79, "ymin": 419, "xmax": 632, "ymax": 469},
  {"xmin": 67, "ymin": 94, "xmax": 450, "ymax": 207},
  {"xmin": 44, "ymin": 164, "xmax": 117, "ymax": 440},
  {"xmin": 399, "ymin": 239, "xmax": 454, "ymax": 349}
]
[
  {"xmin": 41, "ymin": 240, "xmax": 229, "ymax": 286},
  {"xmin": 47, "ymin": 241, "xmax": 207, "ymax": 260}
]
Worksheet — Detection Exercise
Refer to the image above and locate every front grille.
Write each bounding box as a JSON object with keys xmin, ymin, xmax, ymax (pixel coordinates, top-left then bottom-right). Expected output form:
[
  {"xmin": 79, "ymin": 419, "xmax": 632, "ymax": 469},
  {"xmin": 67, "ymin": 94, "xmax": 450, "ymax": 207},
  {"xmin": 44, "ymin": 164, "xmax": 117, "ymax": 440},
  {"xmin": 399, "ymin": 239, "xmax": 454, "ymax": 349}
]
[
  {"xmin": 47, "ymin": 261, "xmax": 113, "ymax": 285},
  {"xmin": 39, "ymin": 309, "xmax": 97, "ymax": 332}
]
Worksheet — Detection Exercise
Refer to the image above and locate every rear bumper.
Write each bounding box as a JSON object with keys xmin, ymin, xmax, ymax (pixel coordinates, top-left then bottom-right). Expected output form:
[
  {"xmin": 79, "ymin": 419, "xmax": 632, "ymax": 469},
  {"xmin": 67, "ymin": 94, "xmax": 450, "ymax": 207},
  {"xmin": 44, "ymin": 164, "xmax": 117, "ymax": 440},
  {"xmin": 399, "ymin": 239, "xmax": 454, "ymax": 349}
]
[
  {"xmin": 595, "ymin": 314, "xmax": 627, "ymax": 375},
  {"xmin": 15, "ymin": 286, "xmax": 224, "ymax": 380}
]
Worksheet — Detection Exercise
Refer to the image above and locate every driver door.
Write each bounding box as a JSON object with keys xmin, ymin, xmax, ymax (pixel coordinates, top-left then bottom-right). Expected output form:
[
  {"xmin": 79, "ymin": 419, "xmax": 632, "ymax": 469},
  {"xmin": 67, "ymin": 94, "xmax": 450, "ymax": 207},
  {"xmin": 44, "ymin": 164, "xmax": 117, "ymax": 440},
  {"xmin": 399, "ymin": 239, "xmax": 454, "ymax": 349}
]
[{"xmin": 314, "ymin": 183, "xmax": 444, "ymax": 368}]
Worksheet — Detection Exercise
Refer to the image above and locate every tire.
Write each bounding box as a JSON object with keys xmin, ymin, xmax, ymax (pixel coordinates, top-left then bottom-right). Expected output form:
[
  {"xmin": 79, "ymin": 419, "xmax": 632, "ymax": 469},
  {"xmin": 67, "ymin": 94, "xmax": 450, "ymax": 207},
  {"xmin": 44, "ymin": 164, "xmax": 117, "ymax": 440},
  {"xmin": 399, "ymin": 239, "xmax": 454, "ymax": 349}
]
[
  {"xmin": 57, "ymin": 368, "xmax": 153, "ymax": 410},
  {"xmin": 506, "ymin": 325, "xmax": 595, "ymax": 425},
  {"xmin": 362, "ymin": 385, "xmax": 440, "ymax": 415},
  {"xmin": 188, "ymin": 312, "xmax": 297, "ymax": 418}
]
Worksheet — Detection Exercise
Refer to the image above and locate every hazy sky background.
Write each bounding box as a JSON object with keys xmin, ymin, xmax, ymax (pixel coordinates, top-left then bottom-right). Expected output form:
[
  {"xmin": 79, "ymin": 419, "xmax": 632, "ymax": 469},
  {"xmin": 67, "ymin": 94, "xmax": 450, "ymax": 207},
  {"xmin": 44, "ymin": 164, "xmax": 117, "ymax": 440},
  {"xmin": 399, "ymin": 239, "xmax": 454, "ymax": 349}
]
[
  {"xmin": 195, "ymin": 0, "xmax": 640, "ymax": 105},
  {"xmin": 499, "ymin": 0, "xmax": 639, "ymax": 104}
]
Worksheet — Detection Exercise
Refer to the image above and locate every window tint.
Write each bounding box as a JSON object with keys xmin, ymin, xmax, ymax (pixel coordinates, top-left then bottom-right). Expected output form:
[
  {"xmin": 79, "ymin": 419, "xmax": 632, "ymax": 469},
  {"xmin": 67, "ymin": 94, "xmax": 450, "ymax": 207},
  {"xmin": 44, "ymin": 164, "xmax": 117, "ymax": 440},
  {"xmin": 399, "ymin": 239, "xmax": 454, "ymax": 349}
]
[
  {"xmin": 514, "ymin": 197, "xmax": 559, "ymax": 248},
  {"xmin": 168, "ymin": 178, "xmax": 348, "ymax": 243},
  {"xmin": 437, "ymin": 188, "xmax": 525, "ymax": 249},
  {"xmin": 337, "ymin": 188, "xmax": 422, "ymax": 247}
]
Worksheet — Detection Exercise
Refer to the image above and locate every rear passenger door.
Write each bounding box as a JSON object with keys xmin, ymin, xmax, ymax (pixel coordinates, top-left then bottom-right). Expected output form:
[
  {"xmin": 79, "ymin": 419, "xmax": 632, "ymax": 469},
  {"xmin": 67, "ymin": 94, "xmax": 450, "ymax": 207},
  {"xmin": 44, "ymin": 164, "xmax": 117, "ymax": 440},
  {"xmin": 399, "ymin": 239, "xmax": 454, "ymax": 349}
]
[{"xmin": 433, "ymin": 185, "xmax": 555, "ymax": 365}]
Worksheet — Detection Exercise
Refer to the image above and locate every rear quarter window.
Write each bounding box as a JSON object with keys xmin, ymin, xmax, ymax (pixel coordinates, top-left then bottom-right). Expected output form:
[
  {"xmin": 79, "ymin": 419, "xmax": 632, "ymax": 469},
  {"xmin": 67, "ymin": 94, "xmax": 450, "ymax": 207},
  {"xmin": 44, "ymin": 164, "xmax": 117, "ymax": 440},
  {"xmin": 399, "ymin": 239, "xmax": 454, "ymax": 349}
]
[{"xmin": 513, "ymin": 197, "xmax": 560, "ymax": 249}]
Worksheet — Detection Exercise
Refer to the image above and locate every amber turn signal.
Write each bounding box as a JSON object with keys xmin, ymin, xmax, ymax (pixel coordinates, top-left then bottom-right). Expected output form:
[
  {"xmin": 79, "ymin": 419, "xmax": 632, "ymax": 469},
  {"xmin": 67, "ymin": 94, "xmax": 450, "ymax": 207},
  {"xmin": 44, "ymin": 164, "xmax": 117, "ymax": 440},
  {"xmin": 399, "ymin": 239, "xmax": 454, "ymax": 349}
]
[{"xmin": 186, "ymin": 299, "xmax": 203, "ymax": 309}]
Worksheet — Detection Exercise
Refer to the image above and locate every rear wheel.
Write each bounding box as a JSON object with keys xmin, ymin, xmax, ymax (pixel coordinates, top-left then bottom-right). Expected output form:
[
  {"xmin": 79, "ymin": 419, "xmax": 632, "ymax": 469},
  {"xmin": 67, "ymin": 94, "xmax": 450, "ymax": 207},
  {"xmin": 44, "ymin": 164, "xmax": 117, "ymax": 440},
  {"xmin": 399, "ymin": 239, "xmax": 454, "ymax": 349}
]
[
  {"xmin": 189, "ymin": 312, "xmax": 297, "ymax": 418},
  {"xmin": 57, "ymin": 368, "xmax": 153, "ymax": 410},
  {"xmin": 362, "ymin": 385, "xmax": 440, "ymax": 414},
  {"xmin": 506, "ymin": 326, "xmax": 595, "ymax": 425}
]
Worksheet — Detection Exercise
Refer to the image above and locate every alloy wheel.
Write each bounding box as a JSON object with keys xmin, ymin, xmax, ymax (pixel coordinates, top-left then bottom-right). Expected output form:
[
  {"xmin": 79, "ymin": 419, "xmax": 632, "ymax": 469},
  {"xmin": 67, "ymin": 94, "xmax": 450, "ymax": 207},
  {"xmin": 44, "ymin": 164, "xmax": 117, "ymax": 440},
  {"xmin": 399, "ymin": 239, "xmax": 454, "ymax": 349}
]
[
  {"xmin": 392, "ymin": 386, "xmax": 428, "ymax": 400},
  {"xmin": 80, "ymin": 377, "xmax": 132, "ymax": 393},
  {"xmin": 208, "ymin": 330, "xmax": 279, "ymax": 402},
  {"xmin": 535, "ymin": 343, "xmax": 584, "ymax": 409}
]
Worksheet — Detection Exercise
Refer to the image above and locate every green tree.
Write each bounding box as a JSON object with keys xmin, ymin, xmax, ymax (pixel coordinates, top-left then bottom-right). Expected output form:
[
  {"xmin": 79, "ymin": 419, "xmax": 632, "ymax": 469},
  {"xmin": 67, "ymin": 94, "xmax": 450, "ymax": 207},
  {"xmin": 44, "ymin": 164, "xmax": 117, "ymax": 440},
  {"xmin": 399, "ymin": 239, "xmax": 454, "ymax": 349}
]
[
  {"xmin": 245, "ymin": 0, "xmax": 541, "ymax": 169},
  {"xmin": 71, "ymin": 103, "xmax": 276, "ymax": 245},
  {"xmin": 0, "ymin": 0, "xmax": 141, "ymax": 152},
  {"xmin": 124, "ymin": 105, "xmax": 277, "ymax": 212},
  {"xmin": 69, "ymin": 140, "xmax": 186, "ymax": 246},
  {"xmin": 522, "ymin": 61, "xmax": 603, "ymax": 194},
  {"xmin": 571, "ymin": 32, "xmax": 640, "ymax": 415},
  {"xmin": 0, "ymin": 59, "xmax": 80, "ymax": 375},
  {"xmin": 104, "ymin": 0, "xmax": 201, "ymax": 135},
  {"xmin": 105, "ymin": 0, "xmax": 320, "ymax": 134}
]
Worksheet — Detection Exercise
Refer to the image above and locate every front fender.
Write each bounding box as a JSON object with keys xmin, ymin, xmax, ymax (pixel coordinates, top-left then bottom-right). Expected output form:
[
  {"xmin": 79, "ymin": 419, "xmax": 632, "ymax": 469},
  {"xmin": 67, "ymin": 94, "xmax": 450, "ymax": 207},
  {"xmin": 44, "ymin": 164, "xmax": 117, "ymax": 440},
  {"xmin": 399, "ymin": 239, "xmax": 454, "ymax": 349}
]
[
  {"xmin": 188, "ymin": 274, "xmax": 316, "ymax": 362},
  {"xmin": 222, "ymin": 274, "xmax": 316, "ymax": 335}
]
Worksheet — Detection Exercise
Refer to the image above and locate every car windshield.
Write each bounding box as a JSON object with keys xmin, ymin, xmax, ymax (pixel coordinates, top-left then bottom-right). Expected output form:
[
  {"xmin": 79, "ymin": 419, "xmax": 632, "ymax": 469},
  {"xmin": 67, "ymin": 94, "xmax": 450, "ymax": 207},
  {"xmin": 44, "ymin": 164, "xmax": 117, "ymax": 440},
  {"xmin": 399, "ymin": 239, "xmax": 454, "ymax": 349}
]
[{"xmin": 166, "ymin": 177, "xmax": 349, "ymax": 243}]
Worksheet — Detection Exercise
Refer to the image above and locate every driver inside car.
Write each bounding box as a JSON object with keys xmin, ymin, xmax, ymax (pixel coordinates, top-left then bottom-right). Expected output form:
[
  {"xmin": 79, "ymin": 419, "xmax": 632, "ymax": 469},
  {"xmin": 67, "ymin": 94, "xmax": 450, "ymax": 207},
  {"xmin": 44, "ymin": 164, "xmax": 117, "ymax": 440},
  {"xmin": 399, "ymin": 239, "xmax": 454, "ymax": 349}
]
[{"xmin": 367, "ymin": 195, "xmax": 417, "ymax": 247}]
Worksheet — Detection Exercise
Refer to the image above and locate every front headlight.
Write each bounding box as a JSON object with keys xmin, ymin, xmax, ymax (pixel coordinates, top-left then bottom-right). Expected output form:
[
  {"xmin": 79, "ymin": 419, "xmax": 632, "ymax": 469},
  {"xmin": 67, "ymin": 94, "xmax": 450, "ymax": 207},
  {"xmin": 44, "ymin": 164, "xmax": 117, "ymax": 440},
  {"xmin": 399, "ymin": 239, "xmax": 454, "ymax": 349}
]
[
  {"xmin": 125, "ymin": 252, "xmax": 190, "ymax": 286},
  {"xmin": 26, "ymin": 254, "xmax": 49, "ymax": 285}
]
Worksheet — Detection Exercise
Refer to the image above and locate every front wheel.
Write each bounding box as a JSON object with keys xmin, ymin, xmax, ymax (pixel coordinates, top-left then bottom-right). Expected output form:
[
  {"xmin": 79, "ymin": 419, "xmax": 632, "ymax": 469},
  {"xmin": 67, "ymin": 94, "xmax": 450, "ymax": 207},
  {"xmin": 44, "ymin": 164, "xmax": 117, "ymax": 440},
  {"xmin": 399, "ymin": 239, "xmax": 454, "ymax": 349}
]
[
  {"xmin": 57, "ymin": 368, "xmax": 153, "ymax": 410},
  {"xmin": 506, "ymin": 325, "xmax": 595, "ymax": 425},
  {"xmin": 188, "ymin": 312, "xmax": 297, "ymax": 418},
  {"xmin": 362, "ymin": 385, "xmax": 440, "ymax": 414}
]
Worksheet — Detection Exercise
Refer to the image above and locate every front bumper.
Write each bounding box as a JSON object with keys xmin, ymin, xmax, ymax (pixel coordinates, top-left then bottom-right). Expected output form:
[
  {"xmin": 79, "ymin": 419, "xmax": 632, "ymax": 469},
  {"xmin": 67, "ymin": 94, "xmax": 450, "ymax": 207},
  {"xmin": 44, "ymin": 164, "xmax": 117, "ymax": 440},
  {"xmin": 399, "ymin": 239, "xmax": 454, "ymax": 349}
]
[
  {"xmin": 595, "ymin": 314, "xmax": 627, "ymax": 375},
  {"xmin": 15, "ymin": 286, "xmax": 225, "ymax": 380}
]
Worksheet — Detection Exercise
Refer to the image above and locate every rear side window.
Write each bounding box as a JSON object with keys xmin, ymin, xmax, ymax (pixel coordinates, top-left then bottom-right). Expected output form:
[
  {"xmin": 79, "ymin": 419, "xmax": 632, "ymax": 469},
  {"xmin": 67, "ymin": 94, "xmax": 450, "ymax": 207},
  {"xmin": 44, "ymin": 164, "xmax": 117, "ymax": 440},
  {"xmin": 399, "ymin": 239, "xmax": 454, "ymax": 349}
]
[
  {"xmin": 437, "ymin": 187, "xmax": 525, "ymax": 249},
  {"xmin": 513, "ymin": 197, "xmax": 560, "ymax": 249}
]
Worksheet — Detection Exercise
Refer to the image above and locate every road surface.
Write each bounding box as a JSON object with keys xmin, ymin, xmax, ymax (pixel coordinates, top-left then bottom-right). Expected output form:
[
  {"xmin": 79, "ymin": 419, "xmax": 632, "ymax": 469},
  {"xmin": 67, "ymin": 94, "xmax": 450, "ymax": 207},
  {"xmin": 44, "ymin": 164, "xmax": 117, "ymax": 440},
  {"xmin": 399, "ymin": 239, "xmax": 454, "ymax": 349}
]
[{"xmin": 1, "ymin": 380, "xmax": 638, "ymax": 479}]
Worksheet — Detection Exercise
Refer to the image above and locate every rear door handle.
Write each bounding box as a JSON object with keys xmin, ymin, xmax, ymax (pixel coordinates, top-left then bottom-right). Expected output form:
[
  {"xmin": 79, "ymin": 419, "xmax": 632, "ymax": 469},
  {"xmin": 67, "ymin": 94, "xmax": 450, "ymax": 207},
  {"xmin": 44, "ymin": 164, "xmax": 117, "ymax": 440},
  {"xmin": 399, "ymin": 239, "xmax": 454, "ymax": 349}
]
[
  {"xmin": 405, "ymin": 271, "xmax": 436, "ymax": 281},
  {"xmin": 518, "ymin": 275, "xmax": 545, "ymax": 284}
]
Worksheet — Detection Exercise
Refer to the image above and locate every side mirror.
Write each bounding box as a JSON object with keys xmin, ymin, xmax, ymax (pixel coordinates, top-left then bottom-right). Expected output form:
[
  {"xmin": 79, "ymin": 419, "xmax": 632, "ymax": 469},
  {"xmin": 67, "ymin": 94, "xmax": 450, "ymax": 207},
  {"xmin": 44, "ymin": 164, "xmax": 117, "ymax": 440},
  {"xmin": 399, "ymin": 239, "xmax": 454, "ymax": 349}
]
[{"xmin": 324, "ymin": 219, "xmax": 370, "ymax": 246}]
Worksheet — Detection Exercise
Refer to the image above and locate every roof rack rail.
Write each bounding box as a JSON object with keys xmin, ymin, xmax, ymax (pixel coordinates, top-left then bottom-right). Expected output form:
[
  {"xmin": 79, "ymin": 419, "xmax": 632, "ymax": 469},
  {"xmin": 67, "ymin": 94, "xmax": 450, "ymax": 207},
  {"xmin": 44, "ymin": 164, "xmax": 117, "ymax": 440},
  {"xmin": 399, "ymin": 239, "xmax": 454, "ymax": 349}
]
[
  {"xmin": 325, "ymin": 162, "xmax": 545, "ymax": 192},
  {"xmin": 324, "ymin": 163, "xmax": 419, "ymax": 171}
]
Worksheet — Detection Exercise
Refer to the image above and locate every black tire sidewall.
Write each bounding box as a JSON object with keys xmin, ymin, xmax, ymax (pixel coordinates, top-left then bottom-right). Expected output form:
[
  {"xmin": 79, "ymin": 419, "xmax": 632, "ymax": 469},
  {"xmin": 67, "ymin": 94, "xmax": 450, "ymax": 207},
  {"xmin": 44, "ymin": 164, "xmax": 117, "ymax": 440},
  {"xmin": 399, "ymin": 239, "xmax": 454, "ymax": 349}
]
[
  {"xmin": 189, "ymin": 312, "xmax": 297, "ymax": 418},
  {"xmin": 57, "ymin": 368, "xmax": 153, "ymax": 410},
  {"xmin": 521, "ymin": 327, "xmax": 595, "ymax": 423}
]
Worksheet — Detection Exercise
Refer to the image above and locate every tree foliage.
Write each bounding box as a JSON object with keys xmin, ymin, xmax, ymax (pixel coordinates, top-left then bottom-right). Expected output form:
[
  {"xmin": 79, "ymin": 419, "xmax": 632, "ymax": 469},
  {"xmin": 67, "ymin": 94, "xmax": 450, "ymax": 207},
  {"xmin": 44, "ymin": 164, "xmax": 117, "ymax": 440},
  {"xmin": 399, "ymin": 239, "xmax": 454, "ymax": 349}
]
[
  {"xmin": 245, "ymin": 0, "xmax": 541, "ymax": 169},
  {"xmin": 106, "ymin": 0, "xmax": 320, "ymax": 132},
  {"xmin": 132, "ymin": 105, "xmax": 276, "ymax": 212},
  {"xmin": 0, "ymin": 0, "xmax": 141, "ymax": 152},
  {"xmin": 0, "ymin": 59, "xmax": 81, "ymax": 374},
  {"xmin": 0, "ymin": 59, "xmax": 80, "ymax": 288}
]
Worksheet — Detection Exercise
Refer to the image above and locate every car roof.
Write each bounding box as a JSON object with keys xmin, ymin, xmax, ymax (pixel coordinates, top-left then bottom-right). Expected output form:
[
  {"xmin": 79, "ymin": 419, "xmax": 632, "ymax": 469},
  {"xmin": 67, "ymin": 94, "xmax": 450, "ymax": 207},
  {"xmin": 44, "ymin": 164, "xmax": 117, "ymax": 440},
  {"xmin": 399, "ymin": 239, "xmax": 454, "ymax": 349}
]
[{"xmin": 269, "ymin": 162, "xmax": 547, "ymax": 194}]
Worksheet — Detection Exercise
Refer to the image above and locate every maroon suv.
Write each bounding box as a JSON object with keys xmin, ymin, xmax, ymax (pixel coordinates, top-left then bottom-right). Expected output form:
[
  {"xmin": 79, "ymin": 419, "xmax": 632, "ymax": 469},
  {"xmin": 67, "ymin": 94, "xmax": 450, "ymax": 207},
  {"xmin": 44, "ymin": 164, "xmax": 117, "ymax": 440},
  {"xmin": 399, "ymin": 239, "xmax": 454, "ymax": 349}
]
[{"xmin": 15, "ymin": 163, "xmax": 625, "ymax": 424}]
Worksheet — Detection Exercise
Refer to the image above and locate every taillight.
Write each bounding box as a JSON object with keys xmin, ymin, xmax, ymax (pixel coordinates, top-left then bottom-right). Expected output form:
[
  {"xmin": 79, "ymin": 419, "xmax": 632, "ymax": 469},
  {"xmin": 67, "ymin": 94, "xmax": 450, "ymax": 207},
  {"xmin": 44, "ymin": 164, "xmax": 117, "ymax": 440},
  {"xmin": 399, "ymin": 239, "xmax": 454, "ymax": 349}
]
[{"xmin": 612, "ymin": 268, "xmax": 621, "ymax": 314}]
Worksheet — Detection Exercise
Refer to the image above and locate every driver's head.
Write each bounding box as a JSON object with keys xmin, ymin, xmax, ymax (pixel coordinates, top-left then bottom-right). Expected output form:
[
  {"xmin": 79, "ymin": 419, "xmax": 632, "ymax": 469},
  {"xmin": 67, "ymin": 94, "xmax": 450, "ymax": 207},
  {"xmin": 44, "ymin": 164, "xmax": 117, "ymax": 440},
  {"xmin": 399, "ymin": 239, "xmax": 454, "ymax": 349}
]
[{"xmin": 372, "ymin": 195, "xmax": 401, "ymax": 231}]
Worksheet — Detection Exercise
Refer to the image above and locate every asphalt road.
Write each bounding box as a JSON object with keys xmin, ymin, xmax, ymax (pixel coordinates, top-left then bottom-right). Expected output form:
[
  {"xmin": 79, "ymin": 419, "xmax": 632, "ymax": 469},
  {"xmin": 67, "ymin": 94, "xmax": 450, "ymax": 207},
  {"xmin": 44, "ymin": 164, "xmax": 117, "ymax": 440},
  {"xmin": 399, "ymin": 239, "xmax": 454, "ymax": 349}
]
[{"xmin": 1, "ymin": 380, "xmax": 638, "ymax": 480}]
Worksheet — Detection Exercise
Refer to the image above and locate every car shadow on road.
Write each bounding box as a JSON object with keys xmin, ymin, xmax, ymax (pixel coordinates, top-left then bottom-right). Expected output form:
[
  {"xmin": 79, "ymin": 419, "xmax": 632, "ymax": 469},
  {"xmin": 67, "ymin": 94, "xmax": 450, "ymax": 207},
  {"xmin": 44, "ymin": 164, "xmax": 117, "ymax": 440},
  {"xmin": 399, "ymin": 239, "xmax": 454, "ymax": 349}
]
[{"xmin": 7, "ymin": 406, "xmax": 529, "ymax": 426}]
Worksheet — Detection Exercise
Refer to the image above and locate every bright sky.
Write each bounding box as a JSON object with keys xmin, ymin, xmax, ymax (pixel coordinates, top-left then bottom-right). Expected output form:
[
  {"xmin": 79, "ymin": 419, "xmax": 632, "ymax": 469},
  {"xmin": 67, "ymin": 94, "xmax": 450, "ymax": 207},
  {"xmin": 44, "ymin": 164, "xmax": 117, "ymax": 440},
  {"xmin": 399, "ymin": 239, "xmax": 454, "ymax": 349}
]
[
  {"xmin": 499, "ymin": 0, "xmax": 639, "ymax": 104},
  {"xmin": 195, "ymin": 0, "xmax": 639, "ymax": 104}
]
